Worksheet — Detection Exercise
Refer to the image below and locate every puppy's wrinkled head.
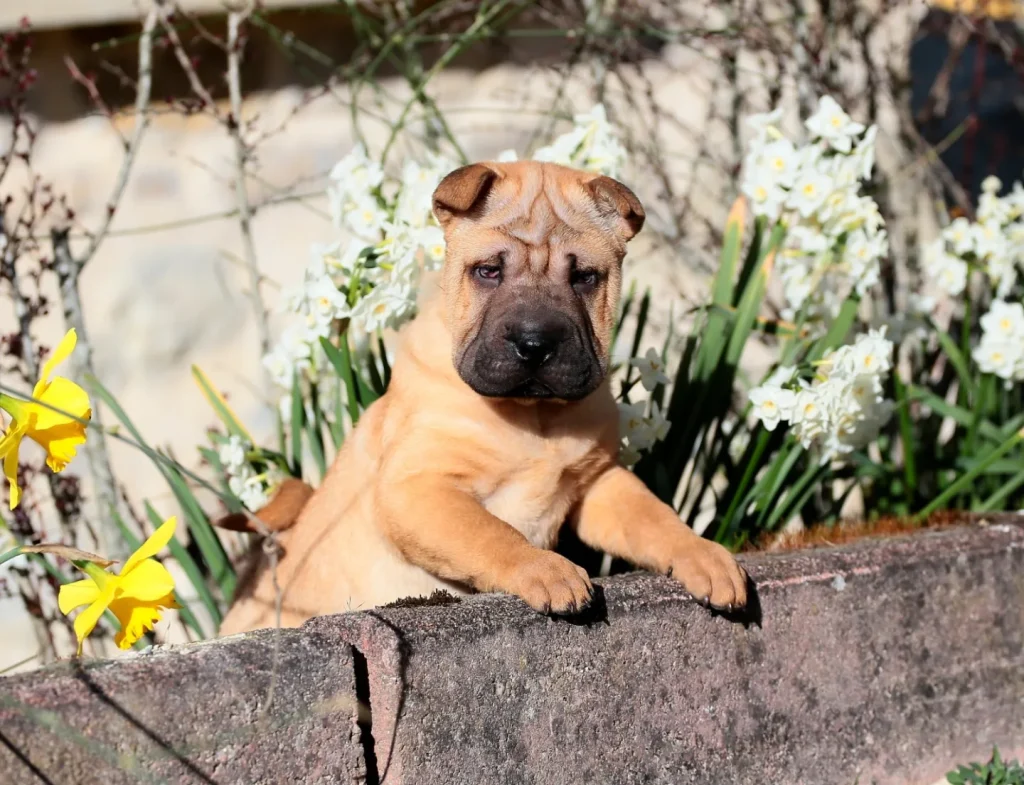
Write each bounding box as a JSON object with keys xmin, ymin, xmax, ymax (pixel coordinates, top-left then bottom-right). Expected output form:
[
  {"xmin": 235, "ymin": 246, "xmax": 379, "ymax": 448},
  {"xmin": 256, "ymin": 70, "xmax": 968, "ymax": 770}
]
[{"xmin": 432, "ymin": 160, "xmax": 644, "ymax": 401}]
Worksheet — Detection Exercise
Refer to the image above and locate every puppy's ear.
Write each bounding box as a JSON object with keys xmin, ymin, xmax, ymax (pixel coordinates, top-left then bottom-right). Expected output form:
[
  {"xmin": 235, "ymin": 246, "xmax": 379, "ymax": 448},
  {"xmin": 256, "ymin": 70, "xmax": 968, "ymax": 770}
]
[
  {"xmin": 433, "ymin": 163, "xmax": 500, "ymax": 227},
  {"xmin": 587, "ymin": 175, "xmax": 645, "ymax": 240}
]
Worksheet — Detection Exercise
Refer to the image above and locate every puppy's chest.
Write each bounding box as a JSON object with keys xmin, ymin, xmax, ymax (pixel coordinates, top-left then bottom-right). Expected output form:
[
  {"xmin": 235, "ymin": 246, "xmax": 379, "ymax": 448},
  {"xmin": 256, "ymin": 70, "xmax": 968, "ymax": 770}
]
[{"xmin": 480, "ymin": 437, "xmax": 608, "ymax": 549}]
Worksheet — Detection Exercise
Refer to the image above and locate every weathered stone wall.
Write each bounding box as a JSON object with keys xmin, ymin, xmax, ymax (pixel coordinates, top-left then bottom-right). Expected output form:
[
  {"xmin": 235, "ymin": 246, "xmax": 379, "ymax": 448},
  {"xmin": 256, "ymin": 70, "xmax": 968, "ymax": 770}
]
[{"xmin": 3, "ymin": 519, "xmax": 1023, "ymax": 784}]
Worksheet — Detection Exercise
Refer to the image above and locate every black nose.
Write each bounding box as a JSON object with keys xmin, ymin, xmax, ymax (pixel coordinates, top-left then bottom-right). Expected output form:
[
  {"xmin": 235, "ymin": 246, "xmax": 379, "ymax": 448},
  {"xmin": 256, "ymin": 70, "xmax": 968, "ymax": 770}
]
[
  {"xmin": 511, "ymin": 332, "xmax": 555, "ymax": 364},
  {"xmin": 507, "ymin": 319, "xmax": 566, "ymax": 366}
]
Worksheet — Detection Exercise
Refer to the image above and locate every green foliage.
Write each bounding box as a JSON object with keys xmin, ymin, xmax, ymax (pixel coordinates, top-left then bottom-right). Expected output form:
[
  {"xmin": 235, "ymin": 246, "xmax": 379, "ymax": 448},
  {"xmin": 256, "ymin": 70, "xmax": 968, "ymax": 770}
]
[{"xmin": 947, "ymin": 748, "xmax": 1024, "ymax": 785}]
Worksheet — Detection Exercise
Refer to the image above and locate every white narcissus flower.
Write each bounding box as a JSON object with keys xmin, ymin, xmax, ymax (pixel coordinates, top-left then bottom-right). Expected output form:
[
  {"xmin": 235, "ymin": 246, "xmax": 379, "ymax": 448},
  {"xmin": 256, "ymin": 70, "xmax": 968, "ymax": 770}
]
[
  {"xmin": 980, "ymin": 300, "xmax": 1024, "ymax": 340},
  {"xmin": 982, "ymin": 175, "xmax": 1002, "ymax": 194},
  {"xmin": 788, "ymin": 170, "xmax": 834, "ymax": 218},
  {"xmin": 328, "ymin": 145, "xmax": 384, "ymax": 228},
  {"xmin": 237, "ymin": 477, "xmax": 270, "ymax": 513},
  {"xmin": 745, "ymin": 108, "xmax": 784, "ymax": 145},
  {"xmin": 647, "ymin": 401, "xmax": 671, "ymax": 442},
  {"xmin": 533, "ymin": 104, "xmax": 626, "ymax": 177},
  {"xmin": 816, "ymin": 184, "xmax": 858, "ymax": 224},
  {"xmin": 329, "ymin": 144, "xmax": 384, "ymax": 192},
  {"xmin": 751, "ymin": 329, "xmax": 894, "ymax": 463},
  {"xmin": 935, "ymin": 256, "xmax": 969, "ymax": 297},
  {"xmin": 975, "ymin": 300, "xmax": 1024, "ymax": 387},
  {"xmin": 629, "ymin": 348, "xmax": 671, "ymax": 392},
  {"xmin": 324, "ymin": 239, "xmax": 366, "ymax": 276},
  {"xmin": 352, "ymin": 281, "xmax": 415, "ymax": 335},
  {"xmin": 343, "ymin": 196, "xmax": 389, "ymax": 241},
  {"xmin": 618, "ymin": 401, "xmax": 653, "ymax": 450},
  {"xmin": 805, "ymin": 95, "xmax": 865, "ymax": 153},
  {"xmin": 748, "ymin": 385, "xmax": 796, "ymax": 432},
  {"xmin": 944, "ymin": 217, "xmax": 975, "ymax": 256},
  {"xmin": 742, "ymin": 167, "xmax": 787, "ymax": 221},
  {"xmin": 923, "ymin": 238, "xmax": 969, "ymax": 297},
  {"xmin": 306, "ymin": 274, "xmax": 351, "ymax": 326},
  {"xmin": 973, "ymin": 340, "xmax": 1022, "ymax": 382},
  {"xmin": 764, "ymin": 365, "xmax": 797, "ymax": 387},
  {"xmin": 785, "ymin": 225, "xmax": 830, "ymax": 259},
  {"xmin": 839, "ymin": 327, "xmax": 893, "ymax": 378},
  {"xmin": 850, "ymin": 125, "xmax": 878, "ymax": 181},
  {"xmin": 738, "ymin": 95, "xmax": 885, "ymax": 320},
  {"xmin": 759, "ymin": 138, "xmax": 800, "ymax": 188},
  {"xmin": 262, "ymin": 346, "xmax": 294, "ymax": 389},
  {"xmin": 218, "ymin": 435, "xmax": 246, "ymax": 472},
  {"xmin": 791, "ymin": 389, "xmax": 827, "ymax": 447},
  {"xmin": 972, "ymin": 221, "xmax": 1006, "ymax": 261},
  {"xmin": 220, "ymin": 433, "xmax": 279, "ymax": 512},
  {"xmin": 265, "ymin": 323, "xmax": 314, "ymax": 386},
  {"xmin": 417, "ymin": 224, "xmax": 447, "ymax": 268},
  {"xmin": 844, "ymin": 228, "xmax": 887, "ymax": 294}
]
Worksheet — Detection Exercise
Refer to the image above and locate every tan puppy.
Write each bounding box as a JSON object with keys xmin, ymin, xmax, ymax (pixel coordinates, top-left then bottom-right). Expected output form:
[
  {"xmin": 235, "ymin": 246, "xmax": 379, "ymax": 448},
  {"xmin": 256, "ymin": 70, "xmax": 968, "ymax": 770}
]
[{"xmin": 218, "ymin": 161, "xmax": 747, "ymax": 635}]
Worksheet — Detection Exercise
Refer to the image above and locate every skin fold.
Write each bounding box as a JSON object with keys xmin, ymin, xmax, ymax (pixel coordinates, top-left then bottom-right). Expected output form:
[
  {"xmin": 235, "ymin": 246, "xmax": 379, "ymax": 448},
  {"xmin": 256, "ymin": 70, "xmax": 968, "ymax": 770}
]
[{"xmin": 218, "ymin": 160, "xmax": 747, "ymax": 635}]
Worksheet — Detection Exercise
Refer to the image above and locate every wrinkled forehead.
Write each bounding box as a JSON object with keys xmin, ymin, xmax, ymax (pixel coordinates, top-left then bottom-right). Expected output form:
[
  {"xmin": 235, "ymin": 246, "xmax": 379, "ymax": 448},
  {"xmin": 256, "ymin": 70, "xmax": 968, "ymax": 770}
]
[{"xmin": 443, "ymin": 164, "xmax": 623, "ymax": 259}]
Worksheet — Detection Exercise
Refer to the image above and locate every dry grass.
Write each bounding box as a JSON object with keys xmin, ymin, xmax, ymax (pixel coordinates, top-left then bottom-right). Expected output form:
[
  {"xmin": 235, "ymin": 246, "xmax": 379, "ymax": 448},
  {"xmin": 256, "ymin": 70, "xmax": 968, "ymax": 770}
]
[{"xmin": 743, "ymin": 510, "xmax": 975, "ymax": 553}]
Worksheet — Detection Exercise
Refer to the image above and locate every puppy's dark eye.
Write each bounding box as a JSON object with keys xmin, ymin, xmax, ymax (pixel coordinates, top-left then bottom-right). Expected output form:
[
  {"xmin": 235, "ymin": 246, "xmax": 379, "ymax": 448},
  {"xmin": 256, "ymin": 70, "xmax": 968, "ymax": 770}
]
[
  {"xmin": 571, "ymin": 269, "xmax": 600, "ymax": 293},
  {"xmin": 473, "ymin": 264, "xmax": 502, "ymax": 286}
]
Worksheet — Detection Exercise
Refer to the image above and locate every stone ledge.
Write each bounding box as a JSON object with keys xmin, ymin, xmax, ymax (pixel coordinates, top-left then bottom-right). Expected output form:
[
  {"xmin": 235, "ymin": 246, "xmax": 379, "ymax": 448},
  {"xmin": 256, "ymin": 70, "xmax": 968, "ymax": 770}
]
[
  {"xmin": 307, "ymin": 517, "xmax": 1024, "ymax": 785},
  {"xmin": 2, "ymin": 518, "xmax": 1023, "ymax": 784},
  {"xmin": 0, "ymin": 628, "xmax": 366, "ymax": 784}
]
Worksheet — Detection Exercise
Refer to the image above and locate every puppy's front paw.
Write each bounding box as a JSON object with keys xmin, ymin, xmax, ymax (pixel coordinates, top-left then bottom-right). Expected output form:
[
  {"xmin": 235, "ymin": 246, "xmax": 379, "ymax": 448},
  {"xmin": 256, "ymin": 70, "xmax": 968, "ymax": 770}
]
[
  {"xmin": 507, "ymin": 550, "xmax": 593, "ymax": 615},
  {"xmin": 668, "ymin": 538, "xmax": 748, "ymax": 611}
]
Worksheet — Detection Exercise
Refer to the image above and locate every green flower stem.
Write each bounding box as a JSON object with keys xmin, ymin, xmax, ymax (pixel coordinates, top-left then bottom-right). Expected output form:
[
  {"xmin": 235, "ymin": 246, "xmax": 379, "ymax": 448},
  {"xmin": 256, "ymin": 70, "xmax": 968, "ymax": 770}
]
[
  {"xmin": 75, "ymin": 560, "xmax": 113, "ymax": 588},
  {"xmin": 0, "ymin": 393, "xmax": 27, "ymax": 420},
  {"xmin": 0, "ymin": 546, "xmax": 24, "ymax": 569},
  {"xmin": 917, "ymin": 427, "xmax": 1024, "ymax": 520}
]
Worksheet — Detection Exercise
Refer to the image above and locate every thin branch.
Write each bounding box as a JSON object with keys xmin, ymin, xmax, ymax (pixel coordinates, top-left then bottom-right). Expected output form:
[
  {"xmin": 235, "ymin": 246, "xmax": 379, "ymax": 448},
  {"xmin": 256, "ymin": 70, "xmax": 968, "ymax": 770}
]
[
  {"xmin": 156, "ymin": 0, "xmax": 223, "ymax": 119},
  {"xmin": 79, "ymin": 7, "xmax": 158, "ymax": 266},
  {"xmin": 227, "ymin": 4, "xmax": 274, "ymax": 378},
  {"xmin": 0, "ymin": 207, "xmax": 39, "ymax": 381}
]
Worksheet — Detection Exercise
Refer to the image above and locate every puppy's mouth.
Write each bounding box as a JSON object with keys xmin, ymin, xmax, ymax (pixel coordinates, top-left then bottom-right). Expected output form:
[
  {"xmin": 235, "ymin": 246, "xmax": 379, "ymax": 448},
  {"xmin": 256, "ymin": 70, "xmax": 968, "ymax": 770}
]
[
  {"xmin": 504, "ymin": 379, "xmax": 560, "ymax": 400},
  {"xmin": 457, "ymin": 349, "xmax": 599, "ymax": 402}
]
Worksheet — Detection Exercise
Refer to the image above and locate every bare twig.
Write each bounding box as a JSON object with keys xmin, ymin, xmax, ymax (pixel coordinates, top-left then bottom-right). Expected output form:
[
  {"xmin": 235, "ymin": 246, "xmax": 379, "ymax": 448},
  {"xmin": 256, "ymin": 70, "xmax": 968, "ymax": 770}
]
[
  {"xmin": 63, "ymin": 56, "xmax": 120, "ymax": 137},
  {"xmin": 78, "ymin": 8, "xmax": 158, "ymax": 264},
  {"xmin": 156, "ymin": 0, "xmax": 223, "ymax": 119},
  {"xmin": 227, "ymin": 4, "xmax": 274, "ymax": 383},
  {"xmin": 0, "ymin": 208, "xmax": 39, "ymax": 381}
]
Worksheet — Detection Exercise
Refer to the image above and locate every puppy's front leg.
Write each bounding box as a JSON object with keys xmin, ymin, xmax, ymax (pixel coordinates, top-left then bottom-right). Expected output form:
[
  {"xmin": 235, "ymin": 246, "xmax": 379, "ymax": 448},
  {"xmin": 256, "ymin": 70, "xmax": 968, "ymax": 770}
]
[
  {"xmin": 377, "ymin": 477, "xmax": 593, "ymax": 614},
  {"xmin": 572, "ymin": 466, "xmax": 747, "ymax": 609}
]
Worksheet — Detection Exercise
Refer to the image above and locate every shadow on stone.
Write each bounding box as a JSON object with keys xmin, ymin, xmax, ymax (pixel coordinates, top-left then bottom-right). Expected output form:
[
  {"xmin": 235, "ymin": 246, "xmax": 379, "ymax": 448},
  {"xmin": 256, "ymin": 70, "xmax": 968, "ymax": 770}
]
[
  {"xmin": 555, "ymin": 583, "xmax": 610, "ymax": 628},
  {"xmin": 352, "ymin": 649, "xmax": 379, "ymax": 785},
  {"xmin": 73, "ymin": 662, "xmax": 219, "ymax": 785},
  {"xmin": 707, "ymin": 574, "xmax": 763, "ymax": 629},
  {"xmin": 0, "ymin": 730, "xmax": 57, "ymax": 785}
]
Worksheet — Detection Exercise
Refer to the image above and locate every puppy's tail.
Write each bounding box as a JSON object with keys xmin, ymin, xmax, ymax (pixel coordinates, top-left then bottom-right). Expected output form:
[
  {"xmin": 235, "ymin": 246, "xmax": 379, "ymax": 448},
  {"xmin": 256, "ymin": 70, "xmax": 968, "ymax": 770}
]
[{"xmin": 213, "ymin": 477, "xmax": 314, "ymax": 534}]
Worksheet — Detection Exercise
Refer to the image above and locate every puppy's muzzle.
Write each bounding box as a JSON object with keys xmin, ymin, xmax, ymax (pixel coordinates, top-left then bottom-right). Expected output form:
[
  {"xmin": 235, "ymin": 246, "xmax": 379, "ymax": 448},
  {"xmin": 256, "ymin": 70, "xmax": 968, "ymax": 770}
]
[{"xmin": 457, "ymin": 301, "xmax": 600, "ymax": 400}]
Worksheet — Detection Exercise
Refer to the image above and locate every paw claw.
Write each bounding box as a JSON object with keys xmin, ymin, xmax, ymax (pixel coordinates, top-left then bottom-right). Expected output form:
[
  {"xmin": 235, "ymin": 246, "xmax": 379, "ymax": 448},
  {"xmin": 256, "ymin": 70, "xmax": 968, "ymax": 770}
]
[{"xmin": 510, "ymin": 550, "xmax": 593, "ymax": 616}]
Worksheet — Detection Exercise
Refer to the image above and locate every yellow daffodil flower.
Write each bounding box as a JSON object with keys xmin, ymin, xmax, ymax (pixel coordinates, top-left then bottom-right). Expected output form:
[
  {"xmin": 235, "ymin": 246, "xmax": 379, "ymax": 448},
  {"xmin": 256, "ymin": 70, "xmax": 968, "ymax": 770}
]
[
  {"xmin": 58, "ymin": 516, "xmax": 179, "ymax": 654},
  {"xmin": 0, "ymin": 328, "xmax": 92, "ymax": 509}
]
